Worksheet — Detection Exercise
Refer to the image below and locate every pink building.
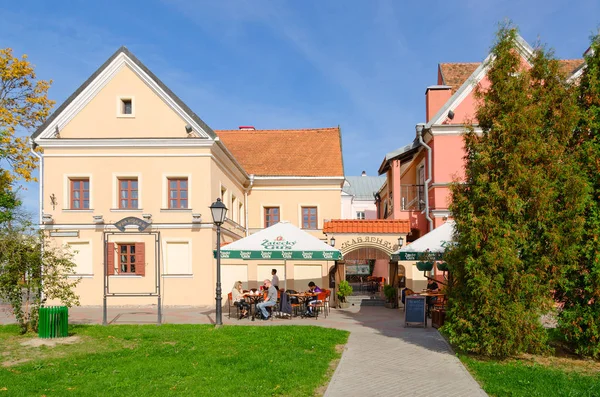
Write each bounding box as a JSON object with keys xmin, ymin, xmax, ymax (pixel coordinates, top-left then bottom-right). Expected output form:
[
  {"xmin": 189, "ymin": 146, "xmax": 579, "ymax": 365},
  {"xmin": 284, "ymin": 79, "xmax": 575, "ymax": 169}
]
[{"xmin": 377, "ymin": 34, "xmax": 584, "ymax": 241}]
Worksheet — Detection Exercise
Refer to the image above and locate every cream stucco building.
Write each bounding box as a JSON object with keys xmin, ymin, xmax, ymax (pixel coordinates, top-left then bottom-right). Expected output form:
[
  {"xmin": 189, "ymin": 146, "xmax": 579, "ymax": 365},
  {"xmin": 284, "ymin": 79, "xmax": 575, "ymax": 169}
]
[{"xmin": 31, "ymin": 47, "xmax": 344, "ymax": 307}]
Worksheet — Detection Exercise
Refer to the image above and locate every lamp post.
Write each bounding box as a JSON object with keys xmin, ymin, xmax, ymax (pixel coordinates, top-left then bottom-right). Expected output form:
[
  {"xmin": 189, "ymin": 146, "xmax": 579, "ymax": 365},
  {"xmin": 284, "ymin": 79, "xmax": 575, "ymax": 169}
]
[{"xmin": 210, "ymin": 198, "xmax": 228, "ymax": 327}]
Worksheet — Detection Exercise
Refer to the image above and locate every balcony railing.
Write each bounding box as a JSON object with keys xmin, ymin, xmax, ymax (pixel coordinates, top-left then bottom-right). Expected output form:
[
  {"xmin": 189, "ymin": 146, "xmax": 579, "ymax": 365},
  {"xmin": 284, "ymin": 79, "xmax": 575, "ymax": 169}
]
[{"xmin": 400, "ymin": 184, "xmax": 425, "ymax": 211}]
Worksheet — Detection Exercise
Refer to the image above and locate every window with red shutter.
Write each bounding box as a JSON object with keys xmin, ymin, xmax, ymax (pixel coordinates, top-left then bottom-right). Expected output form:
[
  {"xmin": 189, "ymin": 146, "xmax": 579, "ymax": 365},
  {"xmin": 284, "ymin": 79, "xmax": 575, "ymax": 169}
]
[
  {"xmin": 135, "ymin": 242, "xmax": 145, "ymax": 276},
  {"xmin": 106, "ymin": 242, "xmax": 115, "ymax": 275},
  {"xmin": 115, "ymin": 243, "xmax": 144, "ymax": 276}
]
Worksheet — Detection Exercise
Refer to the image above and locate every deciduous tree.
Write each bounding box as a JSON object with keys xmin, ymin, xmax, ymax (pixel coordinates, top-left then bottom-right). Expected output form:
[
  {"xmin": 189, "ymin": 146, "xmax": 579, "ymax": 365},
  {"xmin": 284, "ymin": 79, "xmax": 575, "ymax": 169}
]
[
  {"xmin": 0, "ymin": 220, "xmax": 80, "ymax": 334},
  {"xmin": 0, "ymin": 48, "xmax": 53, "ymax": 183}
]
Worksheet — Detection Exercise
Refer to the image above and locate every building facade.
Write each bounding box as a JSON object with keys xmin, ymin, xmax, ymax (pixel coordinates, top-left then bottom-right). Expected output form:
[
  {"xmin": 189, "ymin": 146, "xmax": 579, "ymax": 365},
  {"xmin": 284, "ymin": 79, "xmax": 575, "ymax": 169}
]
[
  {"xmin": 31, "ymin": 47, "xmax": 344, "ymax": 306},
  {"xmin": 377, "ymin": 34, "xmax": 584, "ymax": 239},
  {"xmin": 340, "ymin": 172, "xmax": 385, "ymax": 220}
]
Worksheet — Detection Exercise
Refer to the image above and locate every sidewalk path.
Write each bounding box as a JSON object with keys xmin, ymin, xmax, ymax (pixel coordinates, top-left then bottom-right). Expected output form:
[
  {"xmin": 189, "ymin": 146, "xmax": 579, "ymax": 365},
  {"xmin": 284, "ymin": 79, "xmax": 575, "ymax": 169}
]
[
  {"xmin": 1, "ymin": 304, "xmax": 486, "ymax": 396},
  {"xmin": 323, "ymin": 306, "xmax": 487, "ymax": 397}
]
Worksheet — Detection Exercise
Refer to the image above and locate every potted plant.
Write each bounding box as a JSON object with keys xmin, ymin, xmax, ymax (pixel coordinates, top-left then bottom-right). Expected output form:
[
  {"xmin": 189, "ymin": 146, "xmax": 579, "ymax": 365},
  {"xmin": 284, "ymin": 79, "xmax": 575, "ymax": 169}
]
[
  {"xmin": 437, "ymin": 262, "xmax": 449, "ymax": 272},
  {"xmin": 416, "ymin": 249, "xmax": 435, "ymax": 272},
  {"xmin": 337, "ymin": 280, "xmax": 353, "ymax": 309},
  {"xmin": 416, "ymin": 261, "xmax": 434, "ymax": 271},
  {"xmin": 383, "ymin": 284, "xmax": 397, "ymax": 308}
]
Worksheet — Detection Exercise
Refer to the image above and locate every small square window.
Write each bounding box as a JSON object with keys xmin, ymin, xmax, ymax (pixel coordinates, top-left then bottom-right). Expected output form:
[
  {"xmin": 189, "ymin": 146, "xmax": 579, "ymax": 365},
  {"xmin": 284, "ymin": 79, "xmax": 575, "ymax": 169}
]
[{"xmin": 122, "ymin": 99, "xmax": 132, "ymax": 115}]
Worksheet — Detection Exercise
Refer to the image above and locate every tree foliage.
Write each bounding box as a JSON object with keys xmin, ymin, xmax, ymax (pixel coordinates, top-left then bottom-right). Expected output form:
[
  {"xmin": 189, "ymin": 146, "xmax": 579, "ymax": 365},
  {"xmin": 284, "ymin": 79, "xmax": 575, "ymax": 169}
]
[
  {"xmin": 0, "ymin": 221, "xmax": 80, "ymax": 334},
  {"xmin": 444, "ymin": 25, "xmax": 588, "ymax": 357},
  {"xmin": 557, "ymin": 34, "xmax": 600, "ymax": 358},
  {"xmin": 0, "ymin": 48, "xmax": 54, "ymax": 183}
]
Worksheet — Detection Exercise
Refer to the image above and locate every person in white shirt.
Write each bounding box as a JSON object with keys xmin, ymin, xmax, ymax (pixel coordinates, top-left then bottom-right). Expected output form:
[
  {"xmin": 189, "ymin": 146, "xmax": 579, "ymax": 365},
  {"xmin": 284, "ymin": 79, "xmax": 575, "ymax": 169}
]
[{"xmin": 271, "ymin": 269, "xmax": 280, "ymax": 290}]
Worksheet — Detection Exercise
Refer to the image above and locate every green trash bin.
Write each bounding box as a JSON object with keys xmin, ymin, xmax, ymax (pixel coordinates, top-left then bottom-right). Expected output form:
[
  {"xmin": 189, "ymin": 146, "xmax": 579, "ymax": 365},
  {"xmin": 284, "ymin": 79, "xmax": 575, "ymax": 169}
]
[{"xmin": 38, "ymin": 306, "xmax": 68, "ymax": 338}]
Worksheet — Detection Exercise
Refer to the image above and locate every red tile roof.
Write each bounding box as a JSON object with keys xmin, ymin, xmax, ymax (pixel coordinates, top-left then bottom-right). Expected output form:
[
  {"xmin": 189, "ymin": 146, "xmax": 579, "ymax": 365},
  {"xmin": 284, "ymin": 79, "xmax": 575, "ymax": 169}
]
[
  {"xmin": 558, "ymin": 59, "xmax": 584, "ymax": 77},
  {"xmin": 439, "ymin": 63, "xmax": 480, "ymax": 94},
  {"xmin": 323, "ymin": 220, "xmax": 410, "ymax": 234},
  {"xmin": 439, "ymin": 59, "xmax": 584, "ymax": 93},
  {"xmin": 215, "ymin": 127, "xmax": 344, "ymax": 177}
]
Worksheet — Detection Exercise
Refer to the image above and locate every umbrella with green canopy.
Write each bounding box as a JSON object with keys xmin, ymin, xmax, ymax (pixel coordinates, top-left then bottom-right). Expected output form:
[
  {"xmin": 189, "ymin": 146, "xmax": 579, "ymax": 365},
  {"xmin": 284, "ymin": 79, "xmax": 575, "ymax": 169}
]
[
  {"xmin": 215, "ymin": 221, "xmax": 342, "ymax": 291},
  {"xmin": 391, "ymin": 220, "xmax": 455, "ymax": 261}
]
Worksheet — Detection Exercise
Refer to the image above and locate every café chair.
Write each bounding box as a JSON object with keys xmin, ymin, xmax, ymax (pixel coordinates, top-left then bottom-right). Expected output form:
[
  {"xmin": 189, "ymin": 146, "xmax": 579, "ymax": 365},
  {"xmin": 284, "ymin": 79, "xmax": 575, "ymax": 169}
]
[
  {"xmin": 227, "ymin": 292, "xmax": 240, "ymax": 319},
  {"xmin": 308, "ymin": 292, "xmax": 327, "ymax": 319},
  {"xmin": 323, "ymin": 289, "xmax": 332, "ymax": 314}
]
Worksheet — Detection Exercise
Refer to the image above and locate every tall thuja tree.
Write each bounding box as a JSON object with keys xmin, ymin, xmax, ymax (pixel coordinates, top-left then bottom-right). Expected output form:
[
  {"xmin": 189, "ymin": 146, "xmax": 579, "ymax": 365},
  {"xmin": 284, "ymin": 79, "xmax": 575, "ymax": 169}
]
[
  {"xmin": 444, "ymin": 25, "xmax": 587, "ymax": 357},
  {"xmin": 558, "ymin": 34, "xmax": 600, "ymax": 358}
]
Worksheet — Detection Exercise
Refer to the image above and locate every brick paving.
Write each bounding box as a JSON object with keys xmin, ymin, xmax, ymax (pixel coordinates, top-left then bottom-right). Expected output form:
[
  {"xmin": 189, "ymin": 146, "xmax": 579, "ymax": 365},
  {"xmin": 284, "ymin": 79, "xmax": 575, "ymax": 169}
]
[{"xmin": 0, "ymin": 303, "xmax": 487, "ymax": 396}]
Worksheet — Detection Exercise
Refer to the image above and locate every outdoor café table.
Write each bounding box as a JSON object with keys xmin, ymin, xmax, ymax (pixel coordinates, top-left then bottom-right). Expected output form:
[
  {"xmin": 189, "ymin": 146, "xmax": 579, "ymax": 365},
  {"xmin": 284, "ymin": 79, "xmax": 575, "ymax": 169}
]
[
  {"xmin": 416, "ymin": 291, "xmax": 446, "ymax": 318},
  {"xmin": 288, "ymin": 293, "xmax": 317, "ymax": 318},
  {"xmin": 245, "ymin": 292, "xmax": 264, "ymax": 321}
]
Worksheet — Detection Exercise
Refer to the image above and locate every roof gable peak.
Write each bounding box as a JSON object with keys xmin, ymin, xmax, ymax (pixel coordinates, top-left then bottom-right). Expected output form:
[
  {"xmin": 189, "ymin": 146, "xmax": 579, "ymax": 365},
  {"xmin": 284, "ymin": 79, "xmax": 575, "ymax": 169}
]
[{"xmin": 32, "ymin": 46, "xmax": 216, "ymax": 142}]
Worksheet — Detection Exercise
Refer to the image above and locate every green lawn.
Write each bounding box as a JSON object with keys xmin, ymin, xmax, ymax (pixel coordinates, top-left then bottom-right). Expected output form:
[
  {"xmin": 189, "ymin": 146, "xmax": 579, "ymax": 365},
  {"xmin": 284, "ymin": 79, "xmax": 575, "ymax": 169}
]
[
  {"xmin": 460, "ymin": 354, "xmax": 600, "ymax": 397},
  {"xmin": 0, "ymin": 324, "xmax": 349, "ymax": 396}
]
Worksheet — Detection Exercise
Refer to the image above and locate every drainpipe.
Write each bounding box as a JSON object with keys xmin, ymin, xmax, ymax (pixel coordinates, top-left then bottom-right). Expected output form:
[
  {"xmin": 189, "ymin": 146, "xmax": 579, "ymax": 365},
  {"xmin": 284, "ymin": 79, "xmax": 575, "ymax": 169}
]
[
  {"xmin": 30, "ymin": 139, "xmax": 45, "ymax": 302},
  {"xmin": 416, "ymin": 123, "xmax": 434, "ymax": 232},
  {"xmin": 244, "ymin": 174, "xmax": 254, "ymax": 236},
  {"xmin": 29, "ymin": 139, "xmax": 43, "ymax": 226}
]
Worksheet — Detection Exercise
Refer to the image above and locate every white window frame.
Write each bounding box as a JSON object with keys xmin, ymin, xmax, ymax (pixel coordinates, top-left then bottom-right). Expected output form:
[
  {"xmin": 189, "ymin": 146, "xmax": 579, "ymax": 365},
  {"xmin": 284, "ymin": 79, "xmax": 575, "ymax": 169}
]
[
  {"xmin": 116, "ymin": 96, "xmax": 135, "ymax": 118},
  {"xmin": 162, "ymin": 173, "xmax": 192, "ymax": 210},
  {"xmin": 112, "ymin": 172, "xmax": 143, "ymax": 210},
  {"xmin": 63, "ymin": 173, "xmax": 93, "ymax": 211}
]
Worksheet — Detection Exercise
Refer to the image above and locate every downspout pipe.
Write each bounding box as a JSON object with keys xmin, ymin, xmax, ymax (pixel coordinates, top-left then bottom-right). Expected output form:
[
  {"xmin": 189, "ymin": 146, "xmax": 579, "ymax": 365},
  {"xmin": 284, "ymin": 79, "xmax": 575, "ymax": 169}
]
[
  {"xmin": 244, "ymin": 174, "xmax": 254, "ymax": 236},
  {"xmin": 29, "ymin": 139, "xmax": 43, "ymax": 226},
  {"xmin": 30, "ymin": 138, "xmax": 45, "ymax": 302},
  {"xmin": 416, "ymin": 123, "xmax": 434, "ymax": 232}
]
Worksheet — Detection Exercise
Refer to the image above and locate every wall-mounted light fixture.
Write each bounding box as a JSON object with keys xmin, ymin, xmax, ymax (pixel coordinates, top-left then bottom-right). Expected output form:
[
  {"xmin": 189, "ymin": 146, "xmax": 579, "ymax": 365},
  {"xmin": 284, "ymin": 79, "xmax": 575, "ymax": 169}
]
[
  {"xmin": 142, "ymin": 213, "xmax": 152, "ymax": 223},
  {"xmin": 42, "ymin": 213, "xmax": 54, "ymax": 224},
  {"xmin": 330, "ymin": 236, "xmax": 336, "ymax": 247},
  {"xmin": 398, "ymin": 236, "xmax": 404, "ymax": 248}
]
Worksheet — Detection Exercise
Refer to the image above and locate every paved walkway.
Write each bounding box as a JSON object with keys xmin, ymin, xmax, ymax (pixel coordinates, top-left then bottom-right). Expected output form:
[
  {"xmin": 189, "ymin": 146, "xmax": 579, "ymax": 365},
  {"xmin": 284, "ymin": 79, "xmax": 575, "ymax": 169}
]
[{"xmin": 1, "ymin": 304, "xmax": 487, "ymax": 396}]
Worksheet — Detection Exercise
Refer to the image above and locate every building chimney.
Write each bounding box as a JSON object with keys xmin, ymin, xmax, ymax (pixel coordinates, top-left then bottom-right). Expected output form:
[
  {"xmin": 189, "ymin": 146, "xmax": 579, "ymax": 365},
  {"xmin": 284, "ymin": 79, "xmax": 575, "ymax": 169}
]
[
  {"xmin": 361, "ymin": 171, "xmax": 367, "ymax": 176},
  {"xmin": 425, "ymin": 85, "xmax": 452, "ymax": 123},
  {"xmin": 239, "ymin": 126, "xmax": 255, "ymax": 131}
]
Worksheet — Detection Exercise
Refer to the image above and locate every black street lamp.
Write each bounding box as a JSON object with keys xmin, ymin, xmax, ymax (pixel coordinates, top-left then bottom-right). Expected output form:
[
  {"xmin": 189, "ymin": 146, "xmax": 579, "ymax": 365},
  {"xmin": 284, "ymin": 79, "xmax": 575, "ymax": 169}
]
[
  {"xmin": 210, "ymin": 198, "xmax": 228, "ymax": 327},
  {"xmin": 398, "ymin": 236, "xmax": 404, "ymax": 248}
]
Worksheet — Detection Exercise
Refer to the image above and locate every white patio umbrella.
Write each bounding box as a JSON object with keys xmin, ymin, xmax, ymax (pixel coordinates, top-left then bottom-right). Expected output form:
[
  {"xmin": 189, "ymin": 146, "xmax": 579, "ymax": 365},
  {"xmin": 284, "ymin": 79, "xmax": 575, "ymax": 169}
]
[
  {"xmin": 216, "ymin": 221, "xmax": 342, "ymax": 290},
  {"xmin": 391, "ymin": 220, "xmax": 456, "ymax": 261}
]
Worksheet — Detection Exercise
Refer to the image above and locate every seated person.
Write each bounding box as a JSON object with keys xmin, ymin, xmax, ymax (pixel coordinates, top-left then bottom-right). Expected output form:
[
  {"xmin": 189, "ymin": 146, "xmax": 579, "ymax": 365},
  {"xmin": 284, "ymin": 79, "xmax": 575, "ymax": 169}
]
[
  {"xmin": 427, "ymin": 279, "xmax": 439, "ymax": 291},
  {"xmin": 305, "ymin": 281, "xmax": 322, "ymax": 316},
  {"xmin": 256, "ymin": 279, "xmax": 277, "ymax": 320},
  {"xmin": 426, "ymin": 279, "xmax": 440, "ymax": 314},
  {"xmin": 231, "ymin": 281, "xmax": 250, "ymax": 319}
]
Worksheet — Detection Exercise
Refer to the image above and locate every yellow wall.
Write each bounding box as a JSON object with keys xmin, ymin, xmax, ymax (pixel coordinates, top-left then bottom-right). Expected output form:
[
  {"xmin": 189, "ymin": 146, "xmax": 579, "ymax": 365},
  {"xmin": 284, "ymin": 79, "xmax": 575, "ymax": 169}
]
[{"xmin": 60, "ymin": 65, "xmax": 189, "ymax": 139}]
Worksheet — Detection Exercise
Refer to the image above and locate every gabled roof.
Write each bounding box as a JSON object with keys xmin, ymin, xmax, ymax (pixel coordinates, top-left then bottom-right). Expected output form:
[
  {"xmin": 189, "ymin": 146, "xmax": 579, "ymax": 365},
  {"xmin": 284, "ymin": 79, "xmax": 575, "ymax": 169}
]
[
  {"xmin": 215, "ymin": 127, "xmax": 344, "ymax": 177},
  {"xmin": 439, "ymin": 63, "xmax": 480, "ymax": 94},
  {"xmin": 323, "ymin": 219, "xmax": 410, "ymax": 234},
  {"xmin": 426, "ymin": 34, "xmax": 584, "ymax": 129},
  {"xmin": 558, "ymin": 59, "xmax": 585, "ymax": 77},
  {"xmin": 378, "ymin": 139, "xmax": 420, "ymax": 175},
  {"xmin": 31, "ymin": 46, "xmax": 217, "ymax": 141},
  {"xmin": 343, "ymin": 176, "xmax": 386, "ymax": 201}
]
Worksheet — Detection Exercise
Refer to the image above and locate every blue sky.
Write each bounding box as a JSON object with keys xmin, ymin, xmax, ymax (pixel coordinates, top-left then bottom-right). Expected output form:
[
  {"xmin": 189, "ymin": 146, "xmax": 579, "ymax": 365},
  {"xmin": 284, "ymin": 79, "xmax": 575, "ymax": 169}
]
[{"xmin": 2, "ymin": 0, "xmax": 599, "ymax": 219}]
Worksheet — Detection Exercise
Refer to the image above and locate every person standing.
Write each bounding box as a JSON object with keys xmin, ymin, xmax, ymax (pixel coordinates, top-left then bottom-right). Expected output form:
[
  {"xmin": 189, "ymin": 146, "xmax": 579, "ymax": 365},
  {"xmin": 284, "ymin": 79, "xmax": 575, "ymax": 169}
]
[
  {"xmin": 256, "ymin": 279, "xmax": 277, "ymax": 320},
  {"xmin": 271, "ymin": 269, "xmax": 280, "ymax": 290}
]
